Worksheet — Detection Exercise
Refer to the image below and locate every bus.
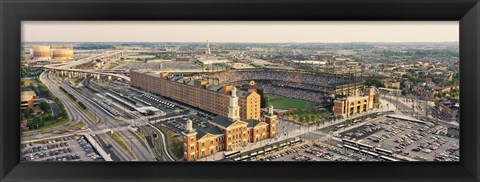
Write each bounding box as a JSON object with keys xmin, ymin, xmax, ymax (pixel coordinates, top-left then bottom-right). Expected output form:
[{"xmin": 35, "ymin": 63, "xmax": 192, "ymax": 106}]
[
  {"xmin": 335, "ymin": 124, "xmax": 346, "ymax": 130},
  {"xmin": 343, "ymin": 145, "xmax": 360, "ymax": 152},
  {"xmin": 341, "ymin": 139, "xmax": 357, "ymax": 146},
  {"xmin": 224, "ymin": 151, "xmax": 240, "ymax": 159},
  {"xmin": 375, "ymin": 148, "xmax": 394, "ymax": 156},
  {"xmin": 357, "ymin": 142, "xmax": 374, "ymax": 150},
  {"xmin": 360, "ymin": 149, "xmax": 379, "ymax": 158},
  {"xmin": 380, "ymin": 155, "xmax": 400, "ymax": 161},
  {"xmin": 293, "ymin": 137, "xmax": 301, "ymax": 143},
  {"xmin": 265, "ymin": 147, "xmax": 272, "ymax": 152}
]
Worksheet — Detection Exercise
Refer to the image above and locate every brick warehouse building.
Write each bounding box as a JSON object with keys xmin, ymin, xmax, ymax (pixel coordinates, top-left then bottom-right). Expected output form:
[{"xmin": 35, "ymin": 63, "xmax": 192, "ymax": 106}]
[
  {"xmin": 130, "ymin": 71, "xmax": 261, "ymax": 120},
  {"xmin": 182, "ymin": 87, "xmax": 277, "ymax": 161}
]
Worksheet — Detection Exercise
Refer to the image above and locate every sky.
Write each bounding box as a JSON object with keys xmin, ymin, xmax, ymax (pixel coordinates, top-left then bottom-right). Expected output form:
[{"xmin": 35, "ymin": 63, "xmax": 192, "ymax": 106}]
[{"xmin": 22, "ymin": 21, "xmax": 459, "ymax": 43}]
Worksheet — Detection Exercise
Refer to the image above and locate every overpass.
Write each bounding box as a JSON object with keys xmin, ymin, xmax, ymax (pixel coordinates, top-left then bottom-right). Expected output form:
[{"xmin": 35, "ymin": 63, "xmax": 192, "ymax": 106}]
[{"xmin": 43, "ymin": 51, "xmax": 130, "ymax": 81}]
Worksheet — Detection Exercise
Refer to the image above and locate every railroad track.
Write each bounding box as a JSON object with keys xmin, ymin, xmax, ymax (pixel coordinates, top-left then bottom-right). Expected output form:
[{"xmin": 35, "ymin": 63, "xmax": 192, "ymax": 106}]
[{"xmin": 138, "ymin": 125, "xmax": 176, "ymax": 161}]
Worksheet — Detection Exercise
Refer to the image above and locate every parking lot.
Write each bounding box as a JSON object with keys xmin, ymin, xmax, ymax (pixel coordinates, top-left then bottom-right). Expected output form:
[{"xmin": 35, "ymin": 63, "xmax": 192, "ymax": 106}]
[
  {"xmin": 160, "ymin": 114, "xmax": 215, "ymax": 134},
  {"xmin": 258, "ymin": 142, "xmax": 380, "ymax": 162},
  {"xmin": 20, "ymin": 135, "xmax": 103, "ymax": 162},
  {"xmin": 334, "ymin": 117, "xmax": 459, "ymax": 161}
]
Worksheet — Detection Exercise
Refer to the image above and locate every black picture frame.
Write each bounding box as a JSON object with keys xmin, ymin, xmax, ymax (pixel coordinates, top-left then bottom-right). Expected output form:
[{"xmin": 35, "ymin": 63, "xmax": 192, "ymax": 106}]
[{"xmin": 1, "ymin": 0, "xmax": 479, "ymax": 182}]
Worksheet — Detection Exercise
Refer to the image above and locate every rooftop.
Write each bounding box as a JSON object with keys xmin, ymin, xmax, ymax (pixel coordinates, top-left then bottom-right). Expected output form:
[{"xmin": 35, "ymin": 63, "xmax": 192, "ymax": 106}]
[
  {"xmin": 21, "ymin": 90, "xmax": 37, "ymax": 102},
  {"xmin": 193, "ymin": 125, "xmax": 224, "ymax": 136},
  {"xmin": 210, "ymin": 115, "xmax": 234, "ymax": 128},
  {"xmin": 245, "ymin": 119, "xmax": 261, "ymax": 128}
]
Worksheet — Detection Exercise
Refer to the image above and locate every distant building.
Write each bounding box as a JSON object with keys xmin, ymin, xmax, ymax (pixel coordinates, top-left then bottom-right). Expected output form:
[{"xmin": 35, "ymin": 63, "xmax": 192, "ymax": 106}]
[
  {"xmin": 433, "ymin": 85, "xmax": 459, "ymax": 96},
  {"xmin": 182, "ymin": 90, "xmax": 277, "ymax": 161},
  {"xmin": 384, "ymin": 81, "xmax": 401, "ymax": 89},
  {"xmin": 175, "ymin": 56, "xmax": 194, "ymax": 62},
  {"xmin": 435, "ymin": 99, "xmax": 459, "ymax": 119},
  {"xmin": 195, "ymin": 40, "xmax": 211, "ymax": 55},
  {"xmin": 378, "ymin": 87, "xmax": 402, "ymax": 95},
  {"xmin": 314, "ymin": 54, "xmax": 334, "ymax": 61}
]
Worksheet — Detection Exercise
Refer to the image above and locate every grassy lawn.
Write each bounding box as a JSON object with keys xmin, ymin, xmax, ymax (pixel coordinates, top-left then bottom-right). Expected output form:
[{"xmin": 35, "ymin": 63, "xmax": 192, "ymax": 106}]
[
  {"xmin": 84, "ymin": 109, "xmax": 97, "ymax": 122},
  {"xmin": 286, "ymin": 109, "xmax": 330, "ymax": 124},
  {"xmin": 110, "ymin": 132, "xmax": 136, "ymax": 159},
  {"xmin": 21, "ymin": 78, "xmax": 40, "ymax": 87},
  {"xmin": 135, "ymin": 129, "xmax": 146, "ymax": 140},
  {"xmin": 23, "ymin": 77, "xmax": 71, "ymax": 132},
  {"xmin": 65, "ymin": 120, "xmax": 86, "ymax": 130},
  {"xmin": 39, "ymin": 117, "xmax": 69, "ymax": 130},
  {"xmin": 266, "ymin": 94, "xmax": 318, "ymax": 111},
  {"xmin": 155, "ymin": 124, "xmax": 184, "ymax": 160}
]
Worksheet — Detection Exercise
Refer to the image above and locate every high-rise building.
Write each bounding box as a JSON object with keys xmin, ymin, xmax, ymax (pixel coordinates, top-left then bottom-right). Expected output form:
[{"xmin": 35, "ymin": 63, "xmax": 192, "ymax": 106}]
[{"xmin": 195, "ymin": 40, "xmax": 211, "ymax": 55}]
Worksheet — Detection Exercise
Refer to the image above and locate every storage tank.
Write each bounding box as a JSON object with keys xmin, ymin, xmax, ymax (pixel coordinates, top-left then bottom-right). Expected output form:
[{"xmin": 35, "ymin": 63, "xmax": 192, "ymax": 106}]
[
  {"xmin": 32, "ymin": 45, "xmax": 51, "ymax": 60},
  {"xmin": 52, "ymin": 49, "xmax": 74, "ymax": 60}
]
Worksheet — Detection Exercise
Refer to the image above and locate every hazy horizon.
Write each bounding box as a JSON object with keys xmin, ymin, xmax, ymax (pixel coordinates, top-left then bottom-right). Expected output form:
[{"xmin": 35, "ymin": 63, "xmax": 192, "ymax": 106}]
[{"xmin": 22, "ymin": 21, "xmax": 459, "ymax": 43}]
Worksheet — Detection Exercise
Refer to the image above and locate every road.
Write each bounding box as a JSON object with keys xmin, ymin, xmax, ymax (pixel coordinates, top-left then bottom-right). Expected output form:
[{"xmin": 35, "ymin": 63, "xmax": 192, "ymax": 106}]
[
  {"xmin": 55, "ymin": 74, "xmax": 155, "ymax": 161},
  {"xmin": 44, "ymin": 51, "xmax": 130, "ymax": 81},
  {"xmin": 38, "ymin": 71, "xmax": 134, "ymax": 161},
  {"xmin": 24, "ymin": 51, "xmax": 159, "ymax": 161}
]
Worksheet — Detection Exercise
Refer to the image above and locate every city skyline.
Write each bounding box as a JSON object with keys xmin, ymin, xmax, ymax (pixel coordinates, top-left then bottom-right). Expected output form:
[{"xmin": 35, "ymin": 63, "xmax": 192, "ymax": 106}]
[
  {"xmin": 20, "ymin": 22, "xmax": 460, "ymax": 162},
  {"xmin": 22, "ymin": 21, "xmax": 458, "ymax": 43}
]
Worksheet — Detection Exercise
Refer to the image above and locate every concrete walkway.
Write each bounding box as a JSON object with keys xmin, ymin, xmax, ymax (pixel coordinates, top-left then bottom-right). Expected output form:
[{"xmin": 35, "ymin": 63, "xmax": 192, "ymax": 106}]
[{"xmin": 83, "ymin": 133, "xmax": 113, "ymax": 161}]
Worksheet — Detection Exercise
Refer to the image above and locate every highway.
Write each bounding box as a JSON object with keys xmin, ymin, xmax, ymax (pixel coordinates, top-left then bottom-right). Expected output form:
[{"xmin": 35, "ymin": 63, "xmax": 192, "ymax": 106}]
[
  {"xmin": 38, "ymin": 71, "xmax": 133, "ymax": 161},
  {"xmin": 43, "ymin": 51, "xmax": 130, "ymax": 81},
  {"xmin": 24, "ymin": 51, "xmax": 169, "ymax": 161},
  {"xmin": 56, "ymin": 74, "xmax": 155, "ymax": 161}
]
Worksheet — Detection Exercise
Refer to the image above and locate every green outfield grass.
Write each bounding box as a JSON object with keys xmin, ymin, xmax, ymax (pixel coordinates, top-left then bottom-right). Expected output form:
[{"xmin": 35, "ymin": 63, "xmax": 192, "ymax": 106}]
[{"xmin": 266, "ymin": 94, "xmax": 318, "ymax": 111}]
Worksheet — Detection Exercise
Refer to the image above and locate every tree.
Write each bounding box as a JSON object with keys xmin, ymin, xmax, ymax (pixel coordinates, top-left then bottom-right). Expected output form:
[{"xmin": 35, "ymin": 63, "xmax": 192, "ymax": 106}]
[
  {"xmin": 24, "ymin": 108, "xmax": 33, "ymax": 118},
  {"xmin": 39, "ymin": 101, "xmax": 50, "ymax": 112},
  {"xmin": 401, "ymin": 90, "xmax": 407, "ymax": 95},
  {"xmin": 299, "ymin": 116, "xmax": 305, "ymax": 123},
  {"xmin": 364, "ymin": 78, "xmax": 384, "ymax": 88}
]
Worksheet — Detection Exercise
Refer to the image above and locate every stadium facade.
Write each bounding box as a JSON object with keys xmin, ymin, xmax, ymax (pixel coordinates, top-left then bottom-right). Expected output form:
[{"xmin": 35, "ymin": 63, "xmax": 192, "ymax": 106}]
[
  {"xmin": 332, "ymin": 87, "xmax": 382, "ymax": 117},
  {"xmin": 205, "ymin": 69, "xmax": 364, "ymax": 106}
]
